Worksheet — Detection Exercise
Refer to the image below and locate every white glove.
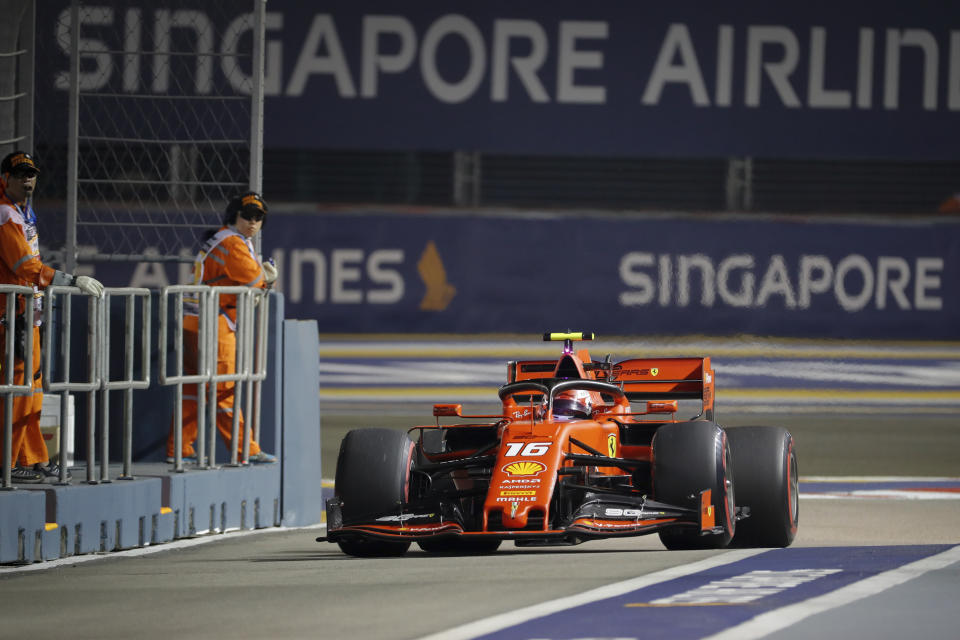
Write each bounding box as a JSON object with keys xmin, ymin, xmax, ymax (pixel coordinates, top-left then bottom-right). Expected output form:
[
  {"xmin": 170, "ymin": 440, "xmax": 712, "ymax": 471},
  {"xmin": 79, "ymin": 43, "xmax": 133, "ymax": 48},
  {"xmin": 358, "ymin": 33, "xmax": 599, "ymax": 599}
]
[
  {"xmin": 74, "ymin": 275, "xmax": 105, "ymax": 297},
  {"xmin": 262, "ymin": 261, "xmax": 278, "ymax": 284}
]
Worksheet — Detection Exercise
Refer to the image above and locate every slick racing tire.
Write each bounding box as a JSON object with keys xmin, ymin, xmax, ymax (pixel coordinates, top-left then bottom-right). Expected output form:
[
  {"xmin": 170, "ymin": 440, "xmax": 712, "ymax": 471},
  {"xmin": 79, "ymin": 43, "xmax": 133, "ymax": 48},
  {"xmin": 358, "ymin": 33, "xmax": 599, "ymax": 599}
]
[
  {"xmin": 334, "ymin": 428, "xmax": 414, "ymax": 557},
  {"xmin": 726, "ymin": 426, "xmax": 798, "ymax": 548},
  {"xmin": 417, "ymin": 538, "xmax": 502, "ymax": 554},
  {"xmin": 653, "ymin": 421, "xmax": 735, "ymax": 550}
]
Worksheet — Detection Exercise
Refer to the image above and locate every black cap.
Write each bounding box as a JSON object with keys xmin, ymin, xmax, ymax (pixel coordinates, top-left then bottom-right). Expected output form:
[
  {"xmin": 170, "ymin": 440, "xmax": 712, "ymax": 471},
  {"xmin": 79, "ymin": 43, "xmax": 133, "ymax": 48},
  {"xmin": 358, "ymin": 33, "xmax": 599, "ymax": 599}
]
[
  {"xmin": 1, "ymin": 151, "xmax": 40, "ymax": 176},
  {"xmin": 224, "ymin": 191, "xmax": 268, "ymax": 225}
]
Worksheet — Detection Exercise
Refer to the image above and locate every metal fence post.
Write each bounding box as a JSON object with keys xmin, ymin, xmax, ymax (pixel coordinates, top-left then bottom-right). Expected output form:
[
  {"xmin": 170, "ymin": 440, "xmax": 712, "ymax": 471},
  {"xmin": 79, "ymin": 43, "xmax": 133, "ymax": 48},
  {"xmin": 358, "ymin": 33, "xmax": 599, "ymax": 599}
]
[
  {"xmin": 248, "ymin": 290, "xmax": 269, "ymax": 454},
  {"xmin": 0, "ymin": 285, "xmax": 36, "ymax": 490}
]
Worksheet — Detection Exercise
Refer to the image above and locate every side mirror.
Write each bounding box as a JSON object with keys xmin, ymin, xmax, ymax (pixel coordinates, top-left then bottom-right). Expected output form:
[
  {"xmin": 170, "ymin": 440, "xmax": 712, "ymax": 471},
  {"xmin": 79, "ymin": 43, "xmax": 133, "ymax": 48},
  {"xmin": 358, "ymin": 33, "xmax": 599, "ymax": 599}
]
[
  {"xmin": 433, "ymin": 403, "xmax": 463, "ymax": 417},
  {"xmin": 646, "ymin": 400, "xmax": 678, "ymax": 414}
]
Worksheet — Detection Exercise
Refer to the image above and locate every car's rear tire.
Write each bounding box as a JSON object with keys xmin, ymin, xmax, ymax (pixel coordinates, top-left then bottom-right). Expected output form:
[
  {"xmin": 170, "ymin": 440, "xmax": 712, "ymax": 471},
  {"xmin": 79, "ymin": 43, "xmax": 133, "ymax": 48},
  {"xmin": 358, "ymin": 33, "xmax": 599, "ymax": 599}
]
[
  {"xmin": 334, "ymin": 428, "xmax": 414, "ymax": 557},
  {"xmin": 417, "ymin": 538, "xmax": 502, "ymax": 554},
  {"xmin": 727, "ymin": 426, "xmax": 798, "ymax": 547},
  {"xmin": 653, "ymin": 421, "xmax": 735, "ymax": 550}
]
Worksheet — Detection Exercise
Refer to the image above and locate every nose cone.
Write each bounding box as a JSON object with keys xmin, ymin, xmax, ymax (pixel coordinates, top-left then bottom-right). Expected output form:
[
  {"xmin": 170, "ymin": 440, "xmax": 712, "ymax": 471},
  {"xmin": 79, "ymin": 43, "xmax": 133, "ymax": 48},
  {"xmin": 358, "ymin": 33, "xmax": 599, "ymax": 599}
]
[{"xmin": 501, "ymin": 502, "xmax": 531, "ymax": 529}]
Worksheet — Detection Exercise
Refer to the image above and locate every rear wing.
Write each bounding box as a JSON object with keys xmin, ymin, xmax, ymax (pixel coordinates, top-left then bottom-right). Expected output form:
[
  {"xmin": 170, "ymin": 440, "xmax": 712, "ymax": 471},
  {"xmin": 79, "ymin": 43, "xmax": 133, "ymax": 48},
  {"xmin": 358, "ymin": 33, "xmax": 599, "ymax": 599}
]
[{"xmin": 610, "ymin": 357, "xmax": 715, "ymax": 420}]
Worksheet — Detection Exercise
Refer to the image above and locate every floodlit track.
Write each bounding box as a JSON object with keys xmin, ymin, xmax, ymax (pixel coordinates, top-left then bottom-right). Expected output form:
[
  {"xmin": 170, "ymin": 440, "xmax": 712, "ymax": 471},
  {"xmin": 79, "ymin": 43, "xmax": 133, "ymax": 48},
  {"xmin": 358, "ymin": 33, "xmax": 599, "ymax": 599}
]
[
  {"xmin": 3, "ymin": 335, "xmax": 958, "ymax": 639},
  {"xmin": 1, "ymin": 479, "xmax": 957, "ymax": 640},
  {"xmin": 3, "ymin": 405, "xmax": 958, "ymax": 640}
]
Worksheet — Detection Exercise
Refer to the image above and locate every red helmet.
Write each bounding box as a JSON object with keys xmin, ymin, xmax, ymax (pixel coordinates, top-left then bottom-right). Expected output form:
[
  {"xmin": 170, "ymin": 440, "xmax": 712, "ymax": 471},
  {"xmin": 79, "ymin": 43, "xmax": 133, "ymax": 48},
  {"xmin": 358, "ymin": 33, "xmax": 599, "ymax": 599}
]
[{"xmin": 553, "ymin": 389, "xmax": 593, "ymax": 419}]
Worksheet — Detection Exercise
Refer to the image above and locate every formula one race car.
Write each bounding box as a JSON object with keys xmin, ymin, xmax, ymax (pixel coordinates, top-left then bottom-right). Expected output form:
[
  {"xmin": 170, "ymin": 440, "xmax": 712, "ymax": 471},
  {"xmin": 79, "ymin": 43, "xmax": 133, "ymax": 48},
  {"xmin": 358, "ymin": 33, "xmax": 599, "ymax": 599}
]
[{"xmin": 323, "ymin": 332, "xmax": 798, "ymax": 556}]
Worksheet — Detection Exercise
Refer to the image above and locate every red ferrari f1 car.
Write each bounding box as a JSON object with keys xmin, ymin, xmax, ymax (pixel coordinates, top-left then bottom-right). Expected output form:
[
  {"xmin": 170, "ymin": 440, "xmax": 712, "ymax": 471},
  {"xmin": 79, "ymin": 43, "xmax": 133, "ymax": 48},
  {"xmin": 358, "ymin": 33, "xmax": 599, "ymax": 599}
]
[{"xmin": 323, "ymin": 332, "xmax": 798, "ymax": 556}]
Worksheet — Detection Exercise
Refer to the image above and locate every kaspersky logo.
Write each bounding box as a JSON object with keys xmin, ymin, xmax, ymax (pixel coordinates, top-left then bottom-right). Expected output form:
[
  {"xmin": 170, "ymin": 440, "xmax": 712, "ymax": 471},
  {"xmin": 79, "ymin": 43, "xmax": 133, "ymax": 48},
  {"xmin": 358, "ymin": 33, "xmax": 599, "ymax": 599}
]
[{"xmin": 502, "ymin": 461, "xmax": 546, "ymax": 476}]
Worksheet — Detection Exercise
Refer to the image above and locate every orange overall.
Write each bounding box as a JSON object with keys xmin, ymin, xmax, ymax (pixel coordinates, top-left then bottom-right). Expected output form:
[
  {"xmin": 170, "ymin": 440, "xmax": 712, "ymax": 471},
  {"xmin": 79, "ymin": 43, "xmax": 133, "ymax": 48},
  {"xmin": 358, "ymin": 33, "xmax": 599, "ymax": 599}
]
[
  {"xmin": 0, "ymin": 191, "xmax": 56, "ymax": 467},
  {"xmin": 167, "ymin": 227, "xmax": 267, "ymax": 458}
]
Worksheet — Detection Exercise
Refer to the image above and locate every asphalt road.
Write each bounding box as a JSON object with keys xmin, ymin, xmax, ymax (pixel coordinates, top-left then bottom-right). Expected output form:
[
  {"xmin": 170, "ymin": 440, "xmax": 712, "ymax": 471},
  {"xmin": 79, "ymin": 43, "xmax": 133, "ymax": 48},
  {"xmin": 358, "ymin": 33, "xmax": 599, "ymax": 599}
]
[
  {"xmin": 0, "ymin": 496, "xmax": 956, "ymax": 640},
  {"xmin": 2, "ymin": 408, "xmax": 958, "ymax": 640}
]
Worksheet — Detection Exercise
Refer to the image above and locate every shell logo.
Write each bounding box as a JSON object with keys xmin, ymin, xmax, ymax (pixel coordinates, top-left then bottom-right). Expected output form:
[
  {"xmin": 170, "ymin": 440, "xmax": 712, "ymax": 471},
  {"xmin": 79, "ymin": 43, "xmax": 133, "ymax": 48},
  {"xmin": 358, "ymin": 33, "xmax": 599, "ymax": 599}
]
[{"xmin": 502, "ymin": 461, "xmax": 547, "ymax": 476}]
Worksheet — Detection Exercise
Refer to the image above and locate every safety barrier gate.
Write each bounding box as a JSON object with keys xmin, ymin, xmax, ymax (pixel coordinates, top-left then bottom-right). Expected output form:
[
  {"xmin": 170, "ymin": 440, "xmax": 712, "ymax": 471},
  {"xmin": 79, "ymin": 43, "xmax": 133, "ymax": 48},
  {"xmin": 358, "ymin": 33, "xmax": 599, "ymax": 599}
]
[
  {"xmin": 43, "ymin": 287, "xmax": 152, "ymax": 484},
  {"xmin": 159, "ymin": 285, "xmax": 269, "ymax": 471}
]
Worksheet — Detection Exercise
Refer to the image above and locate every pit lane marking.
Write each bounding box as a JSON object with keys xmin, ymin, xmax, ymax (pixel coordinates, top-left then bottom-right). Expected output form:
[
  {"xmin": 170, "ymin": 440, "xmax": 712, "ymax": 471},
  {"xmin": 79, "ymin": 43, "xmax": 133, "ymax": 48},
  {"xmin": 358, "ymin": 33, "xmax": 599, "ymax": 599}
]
[
  {"xmin": 415, "ymin": 545, "xmax": 959, "ymax": 640},
  {"xmin": 628, "ymin": 569, "xmax": 842, "ymax": 606},
  {"xmin": 700, "ymin": 545, "xmax": 960, "ymax": 640},
  {"xmin": 414, "ymin": 549, "xmax": 768, "ymax": 640}
]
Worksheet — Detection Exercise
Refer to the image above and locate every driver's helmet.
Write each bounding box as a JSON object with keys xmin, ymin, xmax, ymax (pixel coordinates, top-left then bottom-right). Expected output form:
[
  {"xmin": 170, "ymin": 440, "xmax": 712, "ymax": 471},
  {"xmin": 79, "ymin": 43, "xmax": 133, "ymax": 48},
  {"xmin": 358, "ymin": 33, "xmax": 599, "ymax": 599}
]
[{"xmin": 552, "ymin": 389, "xmax": 593, "ymax": 419}]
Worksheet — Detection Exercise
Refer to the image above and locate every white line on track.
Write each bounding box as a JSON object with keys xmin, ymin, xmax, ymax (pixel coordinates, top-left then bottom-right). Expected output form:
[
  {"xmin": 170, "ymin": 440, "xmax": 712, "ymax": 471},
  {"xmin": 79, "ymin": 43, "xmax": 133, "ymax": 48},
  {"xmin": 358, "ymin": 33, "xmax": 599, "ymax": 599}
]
[
  {"xmin": 414, "ymin": 549, "xmax": 769, "ymax": 640},
  {"xmin": 0, "ymin": 523, "xmax": 325, "ymax": 576},
  {"xmin": 699, "ymin": 544, "xmax": 960, "ymax": 640},
  {"xmin": 801, "ymin": 491, "xmax": 960, "ymax": 500}
]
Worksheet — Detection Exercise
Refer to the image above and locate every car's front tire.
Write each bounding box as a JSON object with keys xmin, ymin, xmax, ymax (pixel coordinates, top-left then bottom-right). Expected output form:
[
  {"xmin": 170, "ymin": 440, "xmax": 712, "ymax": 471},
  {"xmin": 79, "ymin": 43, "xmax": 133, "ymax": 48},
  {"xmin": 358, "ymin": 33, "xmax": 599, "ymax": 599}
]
[
  {"xmin": 334, "ymin": 428, "xmax": 414, "ymax": 557},
  {"xmin": 653, "ymin": 421, "xmax": 735, "ymax": 550}
]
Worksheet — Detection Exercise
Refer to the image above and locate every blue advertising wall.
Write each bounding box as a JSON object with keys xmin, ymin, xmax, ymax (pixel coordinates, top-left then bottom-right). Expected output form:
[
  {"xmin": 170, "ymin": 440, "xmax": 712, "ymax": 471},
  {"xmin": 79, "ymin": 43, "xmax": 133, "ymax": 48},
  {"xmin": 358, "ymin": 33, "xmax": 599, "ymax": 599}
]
[
  {"xmin": 88, "ymin": 210, "xmax": 960, "ymax": 340},
  {"xmin": 34, "ymin": 1, "xmax": 960, "ymax": 159}
]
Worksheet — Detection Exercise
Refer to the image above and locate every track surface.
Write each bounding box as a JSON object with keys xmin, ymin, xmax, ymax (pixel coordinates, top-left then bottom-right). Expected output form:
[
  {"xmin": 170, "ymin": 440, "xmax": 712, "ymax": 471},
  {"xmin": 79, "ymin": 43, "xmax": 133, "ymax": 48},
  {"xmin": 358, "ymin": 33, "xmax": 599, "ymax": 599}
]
[
  {"xmin": 2, "ymin": 408, "xmax": 958, "ymax": 640},
  {"xmin": 2, "ymin": 336, "xmax": 959, "ymax": 639}
]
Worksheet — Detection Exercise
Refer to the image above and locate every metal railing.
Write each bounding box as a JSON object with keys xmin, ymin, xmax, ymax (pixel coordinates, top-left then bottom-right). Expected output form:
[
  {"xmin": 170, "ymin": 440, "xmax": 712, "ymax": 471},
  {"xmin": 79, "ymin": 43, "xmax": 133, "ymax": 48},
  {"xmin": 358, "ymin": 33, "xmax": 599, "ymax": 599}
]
[
  {"xmin": 98, "ymin": 288, "xmax": 152, "ymax": 480},
  {"xmin": 159, "ymin": 285, "xmax": 215, "ymax": 473},
  {"xmin": 40, "ymin": 286, "xmax": 100, "ymax": 485},
  {"xmin": 159, "ymin": 285, "xmax": 269, "ymax": 472},
  {"xmin": 0, "ymin": 285, "xmax": 36, "ymax": 489},
  {"xmin": 40, "ymin": 287, "xmax": 151, "ymax": 484},
  {"xmin": 3, "ymin": 283, "xmax": 267, "ymax": 489},
  {"xmin": 2, "ymin": 286, "xmax": 154, "ymax": 489}
]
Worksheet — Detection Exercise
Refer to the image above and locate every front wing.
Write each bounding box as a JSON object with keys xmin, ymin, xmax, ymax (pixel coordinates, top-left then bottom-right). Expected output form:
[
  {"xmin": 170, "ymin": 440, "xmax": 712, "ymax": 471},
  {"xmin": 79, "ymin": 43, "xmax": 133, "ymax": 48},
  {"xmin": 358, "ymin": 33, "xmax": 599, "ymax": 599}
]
[{"xmin": 325, "ymin": 489, "xmax": 722, "ymax": 546}]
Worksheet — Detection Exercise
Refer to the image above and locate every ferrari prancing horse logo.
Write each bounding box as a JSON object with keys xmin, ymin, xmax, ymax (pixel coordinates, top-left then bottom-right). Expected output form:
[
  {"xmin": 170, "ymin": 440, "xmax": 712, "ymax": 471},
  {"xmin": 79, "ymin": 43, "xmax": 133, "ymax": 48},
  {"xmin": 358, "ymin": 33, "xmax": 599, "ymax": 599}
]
[{"xmin": 607, "ymin": 434, "xmax": 617, "ymax": 458}]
